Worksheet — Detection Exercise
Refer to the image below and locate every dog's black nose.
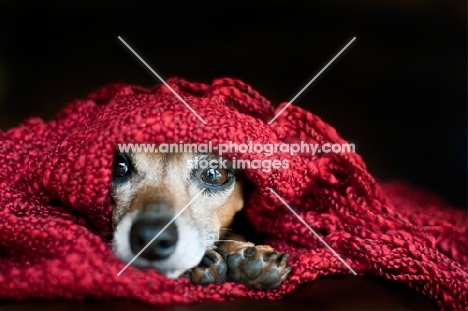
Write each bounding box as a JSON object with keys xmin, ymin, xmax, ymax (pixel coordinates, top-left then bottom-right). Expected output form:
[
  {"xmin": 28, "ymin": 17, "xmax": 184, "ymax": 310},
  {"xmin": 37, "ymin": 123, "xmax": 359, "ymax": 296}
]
[{"xmin": 130, "ymin": 214, "xmax": 178, "ymax": 260}]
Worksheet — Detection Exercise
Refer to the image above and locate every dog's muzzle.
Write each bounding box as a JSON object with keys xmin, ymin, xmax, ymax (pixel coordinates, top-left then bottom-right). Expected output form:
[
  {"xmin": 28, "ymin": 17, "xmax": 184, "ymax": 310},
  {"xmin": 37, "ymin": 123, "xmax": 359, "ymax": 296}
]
[{"xmin": 130, "ymin": 211, "xmax": 178, "ymax": 260}]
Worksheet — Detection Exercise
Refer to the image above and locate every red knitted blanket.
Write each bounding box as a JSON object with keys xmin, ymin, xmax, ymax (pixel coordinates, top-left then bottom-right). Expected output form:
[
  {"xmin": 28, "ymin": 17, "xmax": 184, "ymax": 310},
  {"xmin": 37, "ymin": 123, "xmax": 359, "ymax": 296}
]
[{"xmin": 0, "ymin": 77, "xmax": 466, "ymax": 309}]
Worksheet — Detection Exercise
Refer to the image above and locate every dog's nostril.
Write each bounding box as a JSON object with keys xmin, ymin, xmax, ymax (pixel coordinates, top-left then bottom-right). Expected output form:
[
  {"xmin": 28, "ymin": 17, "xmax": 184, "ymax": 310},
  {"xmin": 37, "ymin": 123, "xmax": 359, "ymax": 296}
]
[{"xmin": 130, "ymin": 215, "xmax": 178, "ymax": 261}]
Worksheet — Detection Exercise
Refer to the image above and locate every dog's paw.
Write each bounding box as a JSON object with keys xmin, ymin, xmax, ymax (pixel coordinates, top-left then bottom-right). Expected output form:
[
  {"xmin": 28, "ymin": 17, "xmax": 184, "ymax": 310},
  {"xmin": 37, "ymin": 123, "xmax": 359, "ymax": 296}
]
[
  {"xmin": 226, "ymin": 245, "xmax": 291, "ymax": 289},
  {"xmin": 188, "ymin": 248, "xmax": 228, "ymax": 285}
]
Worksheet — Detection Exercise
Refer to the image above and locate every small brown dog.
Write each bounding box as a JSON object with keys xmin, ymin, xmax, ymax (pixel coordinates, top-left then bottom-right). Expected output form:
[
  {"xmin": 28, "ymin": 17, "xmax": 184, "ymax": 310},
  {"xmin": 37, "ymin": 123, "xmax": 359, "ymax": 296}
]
[{"xmin": 111, "ymin": 151, "xmax": 290, "ymax": 288}]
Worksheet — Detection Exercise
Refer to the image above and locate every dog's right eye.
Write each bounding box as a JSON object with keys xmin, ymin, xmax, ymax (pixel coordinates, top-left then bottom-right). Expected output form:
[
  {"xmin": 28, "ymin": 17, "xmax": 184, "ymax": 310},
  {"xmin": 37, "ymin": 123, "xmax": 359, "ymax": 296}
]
[{"xmin": 113, "ymin": 154, "xmax": 130, "ymax": 178}]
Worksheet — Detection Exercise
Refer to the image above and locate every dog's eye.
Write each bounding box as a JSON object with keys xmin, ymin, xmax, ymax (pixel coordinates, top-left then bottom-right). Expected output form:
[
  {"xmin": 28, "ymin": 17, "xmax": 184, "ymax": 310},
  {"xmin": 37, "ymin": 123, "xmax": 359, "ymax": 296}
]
[
  {"xmin": 201, "ymin": 168, "xmax": 228, "ymax": 185},
  {"xmin": 113, "ymin": 154, "xmax": 130, "ymax": 178}
]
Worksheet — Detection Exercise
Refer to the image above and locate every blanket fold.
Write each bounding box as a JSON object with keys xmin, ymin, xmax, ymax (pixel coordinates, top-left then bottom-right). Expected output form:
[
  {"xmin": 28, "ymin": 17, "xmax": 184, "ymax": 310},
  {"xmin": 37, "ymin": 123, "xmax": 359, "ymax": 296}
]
[{"xmin": 0, "ymin": 77, "xmax": 466, "ymax": 309}]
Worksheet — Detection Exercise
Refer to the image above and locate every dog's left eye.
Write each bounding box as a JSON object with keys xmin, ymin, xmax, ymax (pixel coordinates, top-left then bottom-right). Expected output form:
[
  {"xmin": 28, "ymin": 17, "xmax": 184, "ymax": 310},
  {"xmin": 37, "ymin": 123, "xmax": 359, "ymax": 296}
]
[
  {"xmin": 201, "ymin": 168, "xmax": 228, "ymax": 185},
  {"xmin": 113, "ymin": 154, "xmax": 130, "ymax": 178}
]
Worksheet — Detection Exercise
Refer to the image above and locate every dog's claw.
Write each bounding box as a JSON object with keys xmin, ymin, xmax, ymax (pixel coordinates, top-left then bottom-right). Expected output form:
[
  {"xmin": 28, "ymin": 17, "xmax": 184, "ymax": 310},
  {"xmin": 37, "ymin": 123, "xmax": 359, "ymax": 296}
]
[
  {"xmin": 202, "ymin": 251, "xmax": 218, "ymax": 266},
  {"xmin": 243, "ymin": 246, "xmax": 257, "ymax": 257},
  {"xmin": 189, "ymin": 248, "xmax": 227, "ymax": 285},
  {"xmin": 263, "ymin": 251, "xmax": 278, "ymax": 262},
  {"xmin": 277, "ymin": 253, "xmax": 289, "ymax": 266},
  {"xmin": 215, "ymin": 247, "xmax": 228, "ymax": 259},
  {"xmin": 226, "ymin": 246, "xmax": 291, "ymax": 289}
]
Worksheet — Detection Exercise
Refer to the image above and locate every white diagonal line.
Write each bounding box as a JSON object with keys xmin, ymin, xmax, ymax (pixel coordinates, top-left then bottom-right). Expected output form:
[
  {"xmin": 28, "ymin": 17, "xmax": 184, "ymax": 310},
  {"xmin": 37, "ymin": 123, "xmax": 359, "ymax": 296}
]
[
  {"xmin": 268, "ymin": 37, "xmax": 356, "ymax": 124},
  {"xmin": 117, "ymin": 188, "xmax": 206, "ymax": 276},
  {"xmin": 269, "ymin": 188, "xmax": 357, "ymax": 275},
  {"xmin": 118, "ymin": 36, "xmax": 207, "ymax": 124}
]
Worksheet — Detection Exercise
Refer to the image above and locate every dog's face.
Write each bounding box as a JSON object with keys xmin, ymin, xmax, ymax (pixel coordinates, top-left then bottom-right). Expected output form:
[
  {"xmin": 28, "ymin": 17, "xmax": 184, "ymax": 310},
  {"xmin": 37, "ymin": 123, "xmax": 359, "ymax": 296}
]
[{"xmin": 111, "ymin": 151, "xmax": 243, "ymax": 278}]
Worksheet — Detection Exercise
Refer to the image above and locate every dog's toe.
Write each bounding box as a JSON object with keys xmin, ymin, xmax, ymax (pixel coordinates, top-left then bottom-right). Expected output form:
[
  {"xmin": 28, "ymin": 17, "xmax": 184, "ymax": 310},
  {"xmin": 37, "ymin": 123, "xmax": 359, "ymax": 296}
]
[
  {"xmin": 226, "ymin": 246, "xmax": 291, "ymax": 289},
  {"xmin": 189, "ymin": 248, "xmax": 227, "ymax": 285}
]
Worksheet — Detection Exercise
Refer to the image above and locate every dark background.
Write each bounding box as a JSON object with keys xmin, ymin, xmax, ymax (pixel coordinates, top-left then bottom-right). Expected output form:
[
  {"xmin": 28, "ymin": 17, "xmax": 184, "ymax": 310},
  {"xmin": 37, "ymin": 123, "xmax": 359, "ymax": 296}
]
[{"xmin": 0, "ymin": 0, "xmax": 466, "ymax": 207}]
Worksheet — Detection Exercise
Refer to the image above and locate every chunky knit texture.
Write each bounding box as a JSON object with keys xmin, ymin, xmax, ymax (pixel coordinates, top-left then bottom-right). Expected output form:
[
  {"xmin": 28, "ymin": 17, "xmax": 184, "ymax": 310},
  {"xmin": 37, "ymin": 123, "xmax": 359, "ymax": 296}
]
[{"xmin": 0, "ymin": 77, "xmax": 466, "ymax": 309}]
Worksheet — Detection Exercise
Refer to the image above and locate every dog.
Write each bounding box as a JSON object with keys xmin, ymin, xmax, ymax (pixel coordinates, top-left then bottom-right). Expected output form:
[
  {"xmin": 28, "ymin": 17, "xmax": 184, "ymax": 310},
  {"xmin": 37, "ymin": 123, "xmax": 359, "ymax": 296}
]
[{"xmin": 111, "ymin": 150, "xmax": 291, "ymax": 289}]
